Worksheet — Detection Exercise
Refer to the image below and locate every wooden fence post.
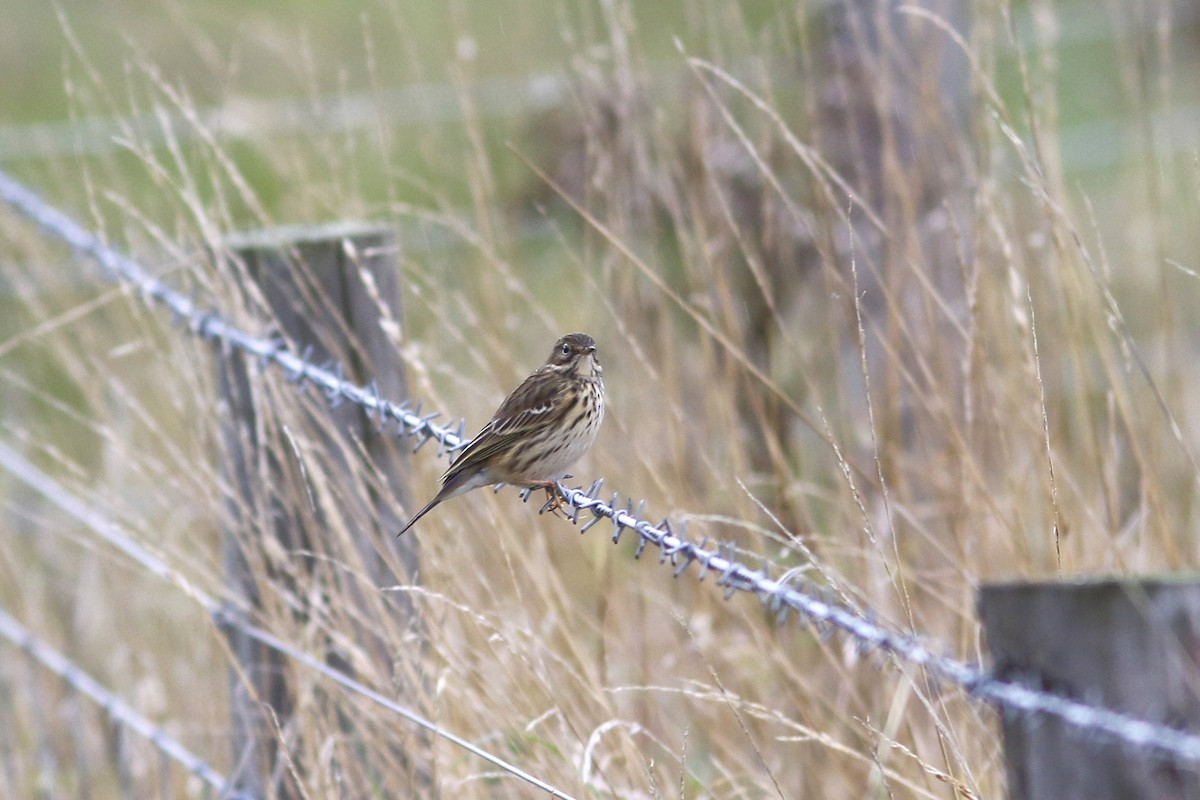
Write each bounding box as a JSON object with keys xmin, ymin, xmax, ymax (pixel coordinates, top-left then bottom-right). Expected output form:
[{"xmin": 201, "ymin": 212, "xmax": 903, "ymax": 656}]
[
  {"xmin": 216, "ymin": 222, "xmax": 416, "ymax": 797},
  {"xmin": 979, "ymin": 579, "xmax": 1200, "ymax": 800}
]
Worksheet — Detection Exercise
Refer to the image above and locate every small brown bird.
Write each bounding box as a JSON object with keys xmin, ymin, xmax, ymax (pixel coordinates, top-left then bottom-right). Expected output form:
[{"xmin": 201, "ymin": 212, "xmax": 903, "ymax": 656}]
[{"xmin": 397, "ymin": 333, "xmax": 605, "ymax": 536}]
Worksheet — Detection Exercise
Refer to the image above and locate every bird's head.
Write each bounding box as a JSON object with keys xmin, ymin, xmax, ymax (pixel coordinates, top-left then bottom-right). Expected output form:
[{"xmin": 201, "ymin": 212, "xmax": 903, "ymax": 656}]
[{"xmin": 548, "ymin": 332, "xmax": 601, "ymax": 377}]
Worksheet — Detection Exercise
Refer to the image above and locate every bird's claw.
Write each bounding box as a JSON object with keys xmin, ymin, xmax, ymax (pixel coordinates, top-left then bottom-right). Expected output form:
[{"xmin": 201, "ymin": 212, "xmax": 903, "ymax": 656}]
[{"xmin": 538, "ymin": 485, "xmax": 568, "ymax": 518}]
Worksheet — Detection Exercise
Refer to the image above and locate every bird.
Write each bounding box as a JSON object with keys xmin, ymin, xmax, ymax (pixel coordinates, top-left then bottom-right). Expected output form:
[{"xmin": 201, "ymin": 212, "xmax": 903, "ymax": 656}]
[{"xmin": 397, "ymin": 333, "xmax": 605, "ymax": 536}]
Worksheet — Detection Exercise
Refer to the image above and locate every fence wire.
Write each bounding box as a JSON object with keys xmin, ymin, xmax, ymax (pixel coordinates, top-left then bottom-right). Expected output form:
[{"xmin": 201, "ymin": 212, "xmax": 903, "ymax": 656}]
[
  {"xmin": 4, "ymin": 168, "xmax": 1200, "ymax": 773},
  {"xmin": 0, "ymin": 604, "xmax": 245, "ymax": 798},
  {"xmin": 0, "ymin": 441, "xmax": 577, "ymax": 800},
  {"xmin": 0, "ymin": 72, "xmax": 569, "ymax": 163},
  {"xmin": 2, "ymin": 2, "xmax": 1193, "ymax": 170}
]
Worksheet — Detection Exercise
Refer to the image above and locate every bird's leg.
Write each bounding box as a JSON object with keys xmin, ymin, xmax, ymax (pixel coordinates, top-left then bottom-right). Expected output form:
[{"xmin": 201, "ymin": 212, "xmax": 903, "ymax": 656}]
[{"xmin": 528, "ymin": 480, "xmax": 567, "ymax": 517}]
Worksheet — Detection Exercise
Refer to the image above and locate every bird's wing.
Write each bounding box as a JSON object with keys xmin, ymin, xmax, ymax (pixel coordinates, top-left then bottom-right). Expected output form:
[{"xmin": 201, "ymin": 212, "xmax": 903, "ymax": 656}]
[{"xmin": 442, "ymin": 366, "xmax": 565, "ymax": 478}]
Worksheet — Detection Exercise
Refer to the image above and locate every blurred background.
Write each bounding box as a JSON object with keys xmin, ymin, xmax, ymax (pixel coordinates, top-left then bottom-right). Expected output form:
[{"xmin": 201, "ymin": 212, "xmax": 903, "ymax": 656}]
[{"xmin": 2, "ymin": 0, "xmax": 1199, "ymax": 797}]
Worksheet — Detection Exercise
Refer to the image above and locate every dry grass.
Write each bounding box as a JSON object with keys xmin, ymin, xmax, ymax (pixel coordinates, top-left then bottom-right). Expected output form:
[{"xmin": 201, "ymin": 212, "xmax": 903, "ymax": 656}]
[{"xmin": 2, "ymin": 0, "xmax": 1199, "ymax": 797}]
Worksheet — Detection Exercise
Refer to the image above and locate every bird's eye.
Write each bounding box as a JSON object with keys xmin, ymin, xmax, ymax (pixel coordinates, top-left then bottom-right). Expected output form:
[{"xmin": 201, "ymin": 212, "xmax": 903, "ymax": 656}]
[{"xmin": 561, "ymin": 343, "xmax": 571, "ymax": 356}]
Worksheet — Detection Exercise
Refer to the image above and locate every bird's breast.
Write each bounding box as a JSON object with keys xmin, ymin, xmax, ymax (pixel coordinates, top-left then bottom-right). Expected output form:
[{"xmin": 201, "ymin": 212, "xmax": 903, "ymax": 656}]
[{"xmin": 522, "ymin": 377, "xmax": 604, "ymax": 481}]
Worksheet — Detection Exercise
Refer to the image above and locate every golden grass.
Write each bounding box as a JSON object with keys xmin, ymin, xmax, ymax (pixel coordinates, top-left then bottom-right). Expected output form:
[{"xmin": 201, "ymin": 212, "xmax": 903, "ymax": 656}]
[{"xmin": 2, "ymin": 0, "xmax": 1199, "ymax": 797}]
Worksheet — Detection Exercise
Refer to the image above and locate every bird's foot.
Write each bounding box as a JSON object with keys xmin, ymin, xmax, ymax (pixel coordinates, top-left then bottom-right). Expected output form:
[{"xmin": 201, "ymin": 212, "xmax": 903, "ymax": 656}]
[{"xmin": 537, "ymin": 483, "xmax": 568, "ymax": 518}]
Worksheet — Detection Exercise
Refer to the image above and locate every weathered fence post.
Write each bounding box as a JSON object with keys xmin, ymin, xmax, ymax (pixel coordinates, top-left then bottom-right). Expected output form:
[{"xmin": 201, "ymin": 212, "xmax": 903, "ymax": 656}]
[
  {"xmin": 216, "ymin": 222, "xmax": 416, "ymax": 797},
  {"xmin": 979, "ymin": 579, "xmax": 1200, "ymax": 800}
]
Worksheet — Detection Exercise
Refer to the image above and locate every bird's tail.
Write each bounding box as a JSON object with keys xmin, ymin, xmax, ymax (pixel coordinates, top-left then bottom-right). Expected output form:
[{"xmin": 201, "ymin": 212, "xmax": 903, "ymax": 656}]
[
  {"xmin": 396, "ymin": 496, "xmax": 442, "ymax": 537},
  {"xmin": 396, "ymin": 467, "xmax": 487, "ymax": 536}
]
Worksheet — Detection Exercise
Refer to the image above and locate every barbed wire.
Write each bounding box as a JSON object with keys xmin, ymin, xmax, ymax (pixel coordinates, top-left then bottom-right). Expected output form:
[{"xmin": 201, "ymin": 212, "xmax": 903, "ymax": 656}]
[
  {"xmin": 0, "ymin": 604, "xmax": 248, "ymax": 799},
  {"xmin": 0, "ymin": 441, "xmax": 578, "ymax": 800},
  {"xmin": 0, "ymin": 169, "xmax": 469, "ymax": 458},
  {"xmin": 4, "ymin": 169, "xmax": 1200, "ymax": 771},
  {"xmin": 549, "ymin": 480, "xmax": 1200, "ymax": 762}
]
